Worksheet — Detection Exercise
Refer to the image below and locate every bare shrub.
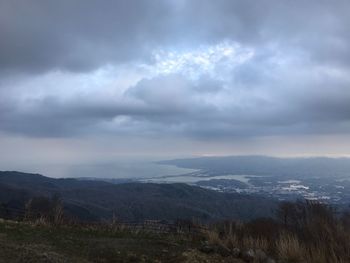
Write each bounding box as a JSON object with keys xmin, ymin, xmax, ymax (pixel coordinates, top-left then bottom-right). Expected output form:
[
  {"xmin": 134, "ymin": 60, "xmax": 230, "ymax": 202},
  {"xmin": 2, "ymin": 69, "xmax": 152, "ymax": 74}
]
[{"xmin": 24, "ymin": 194, "xmax": 65, "ymax": 225}]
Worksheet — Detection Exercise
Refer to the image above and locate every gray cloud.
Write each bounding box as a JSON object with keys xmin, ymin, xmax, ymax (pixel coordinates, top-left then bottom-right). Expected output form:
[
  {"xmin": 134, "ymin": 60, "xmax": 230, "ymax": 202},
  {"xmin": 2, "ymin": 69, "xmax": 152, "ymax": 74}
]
[
  {"xmin": 2, "ymin": 65, "xmax": 350, "ymax": 139},
  {"xmin": 0, "ymin": 0, "xmax": 175, "ymax": 73},
  {"xmin": 0, "ymin": 0, "xmax": 350, "ymax": 143},
  {"xmin": 1, "ymin": 0, "xmax": 350, "ymax": 73}
]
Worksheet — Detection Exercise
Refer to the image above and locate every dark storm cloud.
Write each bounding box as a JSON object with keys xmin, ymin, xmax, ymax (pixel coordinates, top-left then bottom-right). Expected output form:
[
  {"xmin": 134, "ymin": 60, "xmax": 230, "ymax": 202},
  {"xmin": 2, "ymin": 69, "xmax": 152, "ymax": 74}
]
[
  {"xmin": 0, "ymin": 0, "xmax": 175, "ymax": 73},
  {"xmin": 1, "ymin": 0, "xmax": 350, "ymax": 73},
  {"xmin": 1, "ymin": 0, "xmax": 350, "ymax": 139}
]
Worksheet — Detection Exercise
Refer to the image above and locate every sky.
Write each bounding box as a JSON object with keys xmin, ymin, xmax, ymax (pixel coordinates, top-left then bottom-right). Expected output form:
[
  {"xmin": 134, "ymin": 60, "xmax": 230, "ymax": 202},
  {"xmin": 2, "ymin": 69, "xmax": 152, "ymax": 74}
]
[{"xmin": 1, "ymin": 0, "xmax": 350, "ymax": 177}]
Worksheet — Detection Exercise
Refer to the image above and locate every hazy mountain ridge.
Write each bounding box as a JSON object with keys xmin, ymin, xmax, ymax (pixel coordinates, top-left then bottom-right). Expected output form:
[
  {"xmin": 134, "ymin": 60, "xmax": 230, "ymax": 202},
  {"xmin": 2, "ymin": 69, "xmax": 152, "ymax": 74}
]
[{"xmin": 160, "ymin": 155, "xmax": 350, "ymax": 178}]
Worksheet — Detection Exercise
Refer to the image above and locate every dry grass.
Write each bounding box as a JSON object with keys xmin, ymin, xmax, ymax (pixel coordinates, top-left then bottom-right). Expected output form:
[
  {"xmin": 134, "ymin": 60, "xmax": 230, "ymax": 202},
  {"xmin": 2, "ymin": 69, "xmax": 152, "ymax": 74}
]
[
  {"xmin": 206, "ymin": 229, "xmax": 349, "ymax": 263},
  {"xmin": 204, "ymin": 201, "xmax": 350, "ymax": 263},
  {"xmin": 206, "ymin": 229, "xmax": 269, "ymax": 253},
  {"xmin": 242, "ymin": 236, "xmax": 268, "ymax": 251},
  {"xmin": 275, "ymin": 233, "xmax": 304, "ymax": 262}
]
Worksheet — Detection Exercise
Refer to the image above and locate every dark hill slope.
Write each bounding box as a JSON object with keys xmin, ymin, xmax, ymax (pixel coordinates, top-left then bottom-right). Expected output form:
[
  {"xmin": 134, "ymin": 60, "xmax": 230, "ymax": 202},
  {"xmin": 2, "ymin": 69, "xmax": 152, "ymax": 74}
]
[{"xmin": 0, "ymin": 171, "xmax": 277, "ymax": 222}]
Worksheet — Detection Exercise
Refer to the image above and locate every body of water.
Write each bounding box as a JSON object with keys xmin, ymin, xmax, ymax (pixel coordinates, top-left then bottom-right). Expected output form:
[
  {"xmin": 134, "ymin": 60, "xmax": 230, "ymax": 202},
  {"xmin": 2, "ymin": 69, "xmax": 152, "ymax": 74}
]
[{"xmin": 141, "ymin": 173, "xmax": 262, "ymax": 184}]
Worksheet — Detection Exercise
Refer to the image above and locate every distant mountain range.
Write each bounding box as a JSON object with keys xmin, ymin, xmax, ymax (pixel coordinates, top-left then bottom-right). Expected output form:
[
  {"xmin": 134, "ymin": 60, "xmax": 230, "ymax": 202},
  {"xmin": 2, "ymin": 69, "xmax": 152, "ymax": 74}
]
[
  {"xmin": 0, "ymin": 171, "xmax": 277, "ymax": 222},
  {"xmin": 159, "ymin": 155, "xmax": 350, "ymax": 178}
]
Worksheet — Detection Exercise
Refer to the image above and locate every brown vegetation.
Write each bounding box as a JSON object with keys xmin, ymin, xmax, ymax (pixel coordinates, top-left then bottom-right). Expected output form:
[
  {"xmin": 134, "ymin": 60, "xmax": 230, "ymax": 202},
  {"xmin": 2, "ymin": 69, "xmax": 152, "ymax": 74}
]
[
  {"xmin": 1, "ymin": 195, "xmax": 350, "ymax": 262},
  {"xmin": 206, "ymin": 200, "xmax": 350, "ymax": 262},
  {"xmin": 24, "ymin": 194, "xmax": 64, "ymax": 225}
]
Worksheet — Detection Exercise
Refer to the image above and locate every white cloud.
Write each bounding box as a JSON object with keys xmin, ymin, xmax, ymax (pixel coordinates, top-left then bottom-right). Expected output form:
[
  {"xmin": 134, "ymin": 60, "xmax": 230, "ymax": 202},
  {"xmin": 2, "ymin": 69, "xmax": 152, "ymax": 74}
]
[{"xmin": 146, "ymin": 41, "xmax": 254, "ymax": 80}]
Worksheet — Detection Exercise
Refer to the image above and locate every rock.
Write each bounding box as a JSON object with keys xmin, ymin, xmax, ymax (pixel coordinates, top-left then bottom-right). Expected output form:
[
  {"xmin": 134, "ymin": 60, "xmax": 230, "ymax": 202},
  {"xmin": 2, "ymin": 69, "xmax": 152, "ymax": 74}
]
[
  {"xmin": 255, "ymin": 249, "xmax": 267, "ymax": 261},
  {"xmin": 215, "ymin": 245, "xmax": 231, "ymax": 257},
  {"xmin": 242, "ymin": 248, "xmax": 255, "ymax": 262},
  {"xmin": 266, "ymin": 258, "xmax": 276, "ymax": 263},
  {"xmin": 200, "ymin": 244, "xmax": 215, "ymax": 254},
  {"xmin": 232, "ymin": 247, "xmax": 240, "ymax": 257}
]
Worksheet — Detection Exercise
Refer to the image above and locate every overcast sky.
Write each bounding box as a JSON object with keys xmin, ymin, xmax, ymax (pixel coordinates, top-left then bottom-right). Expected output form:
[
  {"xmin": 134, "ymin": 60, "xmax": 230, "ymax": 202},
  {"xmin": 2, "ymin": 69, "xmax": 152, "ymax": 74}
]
[{"xmin": 1, "ymin": 0, "xmax": 350, "ymax": 177}]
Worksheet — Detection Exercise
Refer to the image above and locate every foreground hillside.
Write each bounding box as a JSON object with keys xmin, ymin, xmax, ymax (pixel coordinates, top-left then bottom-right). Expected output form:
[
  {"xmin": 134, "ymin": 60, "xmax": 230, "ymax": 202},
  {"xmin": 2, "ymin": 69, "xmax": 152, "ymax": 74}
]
[
  {"xmin": 1, "ymin": 199, "xmax": 350, "ymax": 263},
  {"xmin": 0, "ymin": 219, "xmax": 244, "ymax": 263},
  {"xmin": 0, "ymin": 171, "xmax": 276, "ymax": 222}
]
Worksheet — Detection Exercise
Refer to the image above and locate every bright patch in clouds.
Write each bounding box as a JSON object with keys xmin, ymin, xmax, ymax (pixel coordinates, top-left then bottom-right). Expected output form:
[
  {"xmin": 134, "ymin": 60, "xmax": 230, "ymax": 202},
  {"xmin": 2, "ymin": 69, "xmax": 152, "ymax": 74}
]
[
  {"xmin": 3, "ymin": 42, "xmax": 254, "ymax": 104},
  {"xmin": 147, "ymin": 42, "xmax": 254, "ymax": 80}
]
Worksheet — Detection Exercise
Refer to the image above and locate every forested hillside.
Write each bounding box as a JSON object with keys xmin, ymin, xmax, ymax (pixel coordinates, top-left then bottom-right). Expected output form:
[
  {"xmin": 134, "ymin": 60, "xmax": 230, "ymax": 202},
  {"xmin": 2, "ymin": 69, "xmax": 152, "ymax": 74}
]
[{"xmin": 0, "ymin": 171, "xmax": 277, "ymax": 222}]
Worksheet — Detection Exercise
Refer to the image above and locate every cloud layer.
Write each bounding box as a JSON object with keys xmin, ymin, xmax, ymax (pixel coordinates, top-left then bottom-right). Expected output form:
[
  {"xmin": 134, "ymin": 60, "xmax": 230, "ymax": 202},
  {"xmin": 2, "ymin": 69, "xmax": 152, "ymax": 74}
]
[{"xmin": 1, "ymin": 0, "xmax": 350, "ymax": 142}]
